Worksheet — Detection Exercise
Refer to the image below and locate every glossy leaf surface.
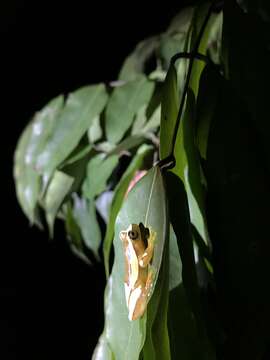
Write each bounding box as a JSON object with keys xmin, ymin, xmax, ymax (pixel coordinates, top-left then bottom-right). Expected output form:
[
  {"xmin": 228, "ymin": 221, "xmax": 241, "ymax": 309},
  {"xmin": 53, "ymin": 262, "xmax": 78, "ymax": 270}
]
[
  {"xmin": 119, "ymin": 37, "xmax": 159, "ymax": 81},
  {"xmin": 173, "ymin": 89, "xmax": 209, "ymax": 245},
  {"xmin": 169, "ymin": 226, "xmax": 182, "ymax": 291},
  {"xmin": 73, "ymin": 194, "xmax": 101, "ymax": 261},
  {"xmin": 36, "ymin": 84, "xmax": 108, "ymax": 181},
  {"xmin": 160, "ymin": 64, "xmax": 179, "ymax": 160},
  {"xmin": 82, "ymin": 154, "xmax": 118, "ymax": 200},
  {"xmin": 103, "ymin": 144, "xmax": 153, "ymax": 276},
  {"xmin": 98, "ymin": 166, "xmax": 169, "ymax": 360},
  {"xmin": 196, "ymin": 65, "xmax": 220, "ymax": 159},
  {"xmin": 13, "ymin": 95, "xmax": 64, "ymax": 224},
  {"xmin": 164, "ymin": 172, "xmax": 214, "ymax": 360},
  {"xmin": 88, "ymin": 116, "xmax": 103, "ymax": 144},
  {"xmin": 13, "ymin": 123, "xmax": 41, "ymax": 225},
  {"xmin": 65, "ymin": 202, "xmax": 91, "ymax": 265},
  {"xmin": 105, "ymin": 76, "xmax": 154, "ymax": 144},
  {"xmin": 44, "ymin": 170, "xmax": 74, "ymax": 235}
]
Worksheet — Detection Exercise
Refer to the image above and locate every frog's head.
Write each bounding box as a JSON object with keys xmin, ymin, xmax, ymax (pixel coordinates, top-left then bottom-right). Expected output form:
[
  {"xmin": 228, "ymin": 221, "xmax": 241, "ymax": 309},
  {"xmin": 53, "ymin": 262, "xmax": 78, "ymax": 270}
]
[
  {"xmin": 129, "ymin": 223, "xmax": 149, "ymax": 252},
  {"xmin": 120, "ymin": 223, "xmax": 150, "ymax": 253}
]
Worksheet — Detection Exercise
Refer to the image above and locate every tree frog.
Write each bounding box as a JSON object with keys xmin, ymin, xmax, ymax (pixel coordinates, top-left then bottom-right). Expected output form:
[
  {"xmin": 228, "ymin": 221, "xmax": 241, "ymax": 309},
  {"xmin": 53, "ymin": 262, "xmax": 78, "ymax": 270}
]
[{"xmin": 120, "ymin": 223, "xmax": 156, "ymax": 321}]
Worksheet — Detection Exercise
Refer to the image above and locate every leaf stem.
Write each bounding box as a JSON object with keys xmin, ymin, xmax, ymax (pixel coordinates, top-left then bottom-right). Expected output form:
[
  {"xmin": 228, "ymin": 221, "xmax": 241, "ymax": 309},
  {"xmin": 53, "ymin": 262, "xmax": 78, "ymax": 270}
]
[
  {"xmin": 169, "ymin": 0, "xmax": 217, "ymax": 165},
  {"xmin": 170, "ymin": 51, "xmax": 210, "ymax": 64},
  {"xmin": 157, "ymin": 51, "xmax": 216, "ymax": 171}
]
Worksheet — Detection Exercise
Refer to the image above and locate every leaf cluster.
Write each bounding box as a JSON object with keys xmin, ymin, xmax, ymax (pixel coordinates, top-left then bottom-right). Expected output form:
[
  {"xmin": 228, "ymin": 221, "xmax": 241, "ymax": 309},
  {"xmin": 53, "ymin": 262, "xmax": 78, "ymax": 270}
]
[{"xmin": 14, "ymin": 1, "xmax": 270, "ymax": 359}]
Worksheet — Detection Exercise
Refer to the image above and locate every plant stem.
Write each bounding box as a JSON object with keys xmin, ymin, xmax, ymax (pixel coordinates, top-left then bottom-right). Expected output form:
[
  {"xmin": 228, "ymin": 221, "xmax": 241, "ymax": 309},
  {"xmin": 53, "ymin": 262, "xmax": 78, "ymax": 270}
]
[
  {"xmin": 171, "ymin": 51, "xmax": 210, "ymax": 64},
  {"xmin": 169, "ymin": 0, "xmax": 217, "ymax": 161}
]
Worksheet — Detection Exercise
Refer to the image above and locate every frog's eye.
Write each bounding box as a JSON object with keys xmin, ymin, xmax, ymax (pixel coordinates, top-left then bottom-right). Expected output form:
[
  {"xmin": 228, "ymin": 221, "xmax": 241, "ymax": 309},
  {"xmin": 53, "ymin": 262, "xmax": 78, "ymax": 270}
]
[{"xmin": 128, "ymin": 230, "xmax": 139, "ymax": 240}]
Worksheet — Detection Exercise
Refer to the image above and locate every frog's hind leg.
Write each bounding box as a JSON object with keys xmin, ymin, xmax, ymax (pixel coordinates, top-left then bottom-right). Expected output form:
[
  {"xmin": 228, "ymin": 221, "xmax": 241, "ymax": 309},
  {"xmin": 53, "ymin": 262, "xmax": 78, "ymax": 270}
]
[
  {"xmin": 124, "ymin": 282, "xmax": 131, "ymax": 308},
  {"xmin": 128, "ymin": 286, "xmax": 144, "ymax": 321}
]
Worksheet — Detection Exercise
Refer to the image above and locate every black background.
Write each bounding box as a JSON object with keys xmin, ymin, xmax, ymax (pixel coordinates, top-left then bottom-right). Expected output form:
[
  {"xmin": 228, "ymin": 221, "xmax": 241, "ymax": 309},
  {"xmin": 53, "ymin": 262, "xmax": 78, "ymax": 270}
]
[{"xmin": 1, "ymin": 1, "xmax": 191, "ymax": 359}]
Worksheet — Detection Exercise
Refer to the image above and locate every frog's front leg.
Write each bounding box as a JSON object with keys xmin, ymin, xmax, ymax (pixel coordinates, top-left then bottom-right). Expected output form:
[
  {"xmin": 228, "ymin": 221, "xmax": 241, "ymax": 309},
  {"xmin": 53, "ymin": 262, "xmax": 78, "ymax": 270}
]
[{"xmin": 138, "ymin": 230, "xmax": 156, "ymax": 268}]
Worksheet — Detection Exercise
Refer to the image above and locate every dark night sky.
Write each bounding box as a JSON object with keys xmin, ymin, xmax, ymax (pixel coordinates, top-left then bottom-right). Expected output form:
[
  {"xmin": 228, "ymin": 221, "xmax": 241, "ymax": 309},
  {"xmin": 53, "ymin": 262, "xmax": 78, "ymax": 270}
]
[{"xmin": 1, "ymin": 1, "xmax": 191, "ymax": 359}]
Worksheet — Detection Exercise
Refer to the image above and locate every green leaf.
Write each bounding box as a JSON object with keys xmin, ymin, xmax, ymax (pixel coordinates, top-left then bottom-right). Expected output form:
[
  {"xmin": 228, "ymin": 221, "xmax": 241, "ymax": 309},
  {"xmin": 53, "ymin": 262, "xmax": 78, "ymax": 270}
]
[
  {"xmin": 159, "ymin": 33, "xmax": 186, "ymax": 70},
  {"xmin": 105, "ymin": 76, "xmax": 155, "ymax": 144},
  {"xmin": 92, "ymin": 333, "xmax": 113, "ymax": 360},
  {"xmin": 73, "ymin": 194, "xmax": 101, "ymax": 261},
  {"xmin": 13, "ymin": 123, "xmax": 41, "ymax": 225},
  {"xmin": 173, "ymin": 89, "xmax": 209, "ymax": 245},
  {"xmin": 14, "ymin": 94, "xmax": 82, "ymax": 228},
  {"xmin": 94, "ymin": 142, "xmax": 115, "ymax": 153},
  {"xmin": 160, "ymin": 13, "xmax": 213, "ymax": 246},
  {"xmin": 60, "ymin": 143, "xmax": 92, "ymax": 167},
  {"xmin": 132, "ymin": 104, "xmax": 161, "ymax": 137},
  {"xmin": 24, "ymin": 95, "xmax": 64, "ymax": 170},
  {"xmin": 132, "ymin": 82, "xmax": 163, "ymax": 136},
  {"xmin": 196, "ymin": 64, "xmax": 221, "ymax": 159},
  {"xmin": 107, "ymin": 135, "xmax": 146, "ymax": 156},
  {"xmin": 99, "ymin": 166, "xmax": 169, "ymax": 360},
  {"xmin": 143, "ymin": 228, "xmax": 170, "ymax": 360},
  {"xmin": 95, "ymin": 135, "xmax": 148, "ymax": 156},
  {"xmin": 43, "ymin": 170, "xmax": 74, "ymax": 236},
  {"xmin": 148, "ymin": 68, "xmax": 166, "ymax": 81},
  {"xmin": 36, "ymin": 84, "xmax": 108, "ymax": 182},
  {"xmin": 61, "ymin": 146, "xmax": 92, "ymax": 197},
  {"xmin": 82, "ymin": 154, "xmax": 118, "ymax": 200},
  {"xmin": 207, "ymin": 12, "xmax": 223, "ymax": 65},
  {"xmin": 159, "ymin": 64, "xmax": 179, "ymax": 160},
  {"xmin": 103, "ymin": 144, "xmax": 153, "ymax": 277},
  {"xmin": 119, "ymin": 36, "xmax": 159, "ymax": 81},
  {"xmin": 88, "ymin": 116, "xmax": 103, "ymax": 144},
  {"xmin": 95, "ymin": 191, "xmax": 114, "ymax": 224},
  {"xmin": 65, "ymin": 202, "xmax": 91, "ymax": 265},
  {"xmin": 164, "ymin": 172, "xmax": 215, "ymax": 360},
  {"xmin": 166, "ymin": 7, "xmax": 194, "ymax": 35},
  {"xmin": 165, "ymin": 172, "xmax": 201, "ymax": 323},
  {"xmin": 13, "ymin": 95, "xmax": 64, "ymax": 224},
  {"xmin": 169, "ymin": 284, "xmax": 203, "ymax": 360},
  {"xmin": 189, "ymin": 4, "xmax": 219, "ymax": 98},
  {"xmin": 131, "ymin": 105, "xmax": 148, "ymax": 135},
  {"xmin": 169, "ymin": 226, "xmax": 182, "ymax": 291},
  {"xmin": 142, "ymin": 106, "xmax": 161, "ymax": 134}
]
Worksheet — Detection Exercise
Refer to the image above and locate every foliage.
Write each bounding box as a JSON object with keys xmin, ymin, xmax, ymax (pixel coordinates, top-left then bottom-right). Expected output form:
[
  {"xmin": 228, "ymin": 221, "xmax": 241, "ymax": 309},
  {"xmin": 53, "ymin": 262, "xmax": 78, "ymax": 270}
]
[{"xmin": 13, "ymin": 1, "xmax": 270, "ymax": 359}]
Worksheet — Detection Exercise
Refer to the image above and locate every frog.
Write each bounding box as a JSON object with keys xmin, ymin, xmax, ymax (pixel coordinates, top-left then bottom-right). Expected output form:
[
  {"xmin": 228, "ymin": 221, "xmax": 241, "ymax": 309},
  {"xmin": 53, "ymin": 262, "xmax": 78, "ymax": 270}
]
[{"xmin": 120, "ymin": 223, "xmax": 156, "ymax": 321}]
